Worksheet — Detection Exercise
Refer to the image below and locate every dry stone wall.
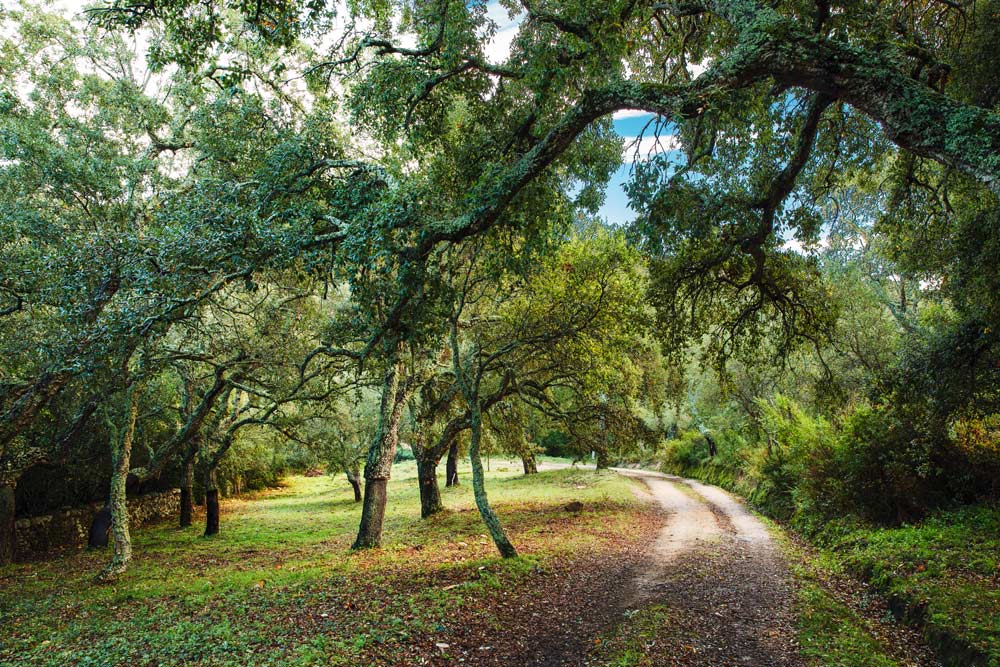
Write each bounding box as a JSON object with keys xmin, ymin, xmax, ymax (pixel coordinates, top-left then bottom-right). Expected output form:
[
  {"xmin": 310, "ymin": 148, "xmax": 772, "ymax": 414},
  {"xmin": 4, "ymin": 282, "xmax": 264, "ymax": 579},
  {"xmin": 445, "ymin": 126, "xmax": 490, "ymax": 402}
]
[{"xmin": 14, "ymin": 489, "xmax": 179, "ymax": 559}]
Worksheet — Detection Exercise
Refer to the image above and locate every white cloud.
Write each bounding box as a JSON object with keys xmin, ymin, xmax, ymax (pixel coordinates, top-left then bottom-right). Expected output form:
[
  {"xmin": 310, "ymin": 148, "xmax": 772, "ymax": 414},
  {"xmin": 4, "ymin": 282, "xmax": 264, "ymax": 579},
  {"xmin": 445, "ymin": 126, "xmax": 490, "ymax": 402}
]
[
  {"xmin": 613, "ymin": 109, "xmax": 653, "ymax": 120},
  {"xmin": 482, "ymin": 2, "xmax": 523, "ymax": 64},
  {"xmin": 689, "ymin": 60, "xmax": 709, "ymax": 78},
  {"xmin": 621, "ymin": 134, "xmax": 680, "ymax": 162}
]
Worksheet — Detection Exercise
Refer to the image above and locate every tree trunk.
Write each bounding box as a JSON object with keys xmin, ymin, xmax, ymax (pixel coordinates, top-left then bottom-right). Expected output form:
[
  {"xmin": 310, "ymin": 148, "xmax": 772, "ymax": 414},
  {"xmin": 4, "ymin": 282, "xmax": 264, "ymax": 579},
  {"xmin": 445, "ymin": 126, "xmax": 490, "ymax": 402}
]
[
  {"xmin": 445, "ymin": 439, "xmax": 460, "ymax": 487},
  {"xmin": 345, "ymin": 465, "xmax": 362, "ymax": 502},
  {"xmin": 0, "ymin": 483, "xmax": 15, "ymax": 565},
  {"xmin": 595, "ymin": 448, "xmax": 611, "ymax": 470},
  {"xmin": 179, "ymin": 456, "xmax": 194, "ymax": 528},
  {"xmin": 353, "ymin": 478, "xmax": 388, "ymax": 548},
  {"xmin": 706, "ymin": 434, "xmax": 718, "ymax": 458},
  {"xmin": 204, "ymin": 466, "xmax": 220, "ymax": 537},
  {"xmin": 88, "ymin": 505, "xmax": 111, "ymax": 548},
  {"xmin": 416, "ymin": 457, "xmax": 443, "ymax": 518},
  {"xmin": 521, "ymin": 452, "xmax": 538, "ymax": 475},
  {"xmin": 353, "ymin": 352, "xmax": 407, "ymax": 550},
  {"xmin": 96, "ymin": 385, "xmax": 139, "ymax": 582},
  {"xmin": 469, "ymin": 406, "xmax": 517, "ymax": 558}
]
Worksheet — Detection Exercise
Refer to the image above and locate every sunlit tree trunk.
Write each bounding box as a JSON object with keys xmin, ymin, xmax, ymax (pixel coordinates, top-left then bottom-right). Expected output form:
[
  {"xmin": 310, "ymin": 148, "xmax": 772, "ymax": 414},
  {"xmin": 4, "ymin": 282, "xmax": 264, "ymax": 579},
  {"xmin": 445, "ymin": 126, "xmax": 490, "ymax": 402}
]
[
  {"xmin": 353, "ymin": 348, "xmax": 407, "ymax": 550},
  {"xmin": 96, "ymin": 383, "xmax": 140, "ymax": 582},
  {"xmin": 469, "ymin": 405, "xmax": 517, "ymax": 558}
]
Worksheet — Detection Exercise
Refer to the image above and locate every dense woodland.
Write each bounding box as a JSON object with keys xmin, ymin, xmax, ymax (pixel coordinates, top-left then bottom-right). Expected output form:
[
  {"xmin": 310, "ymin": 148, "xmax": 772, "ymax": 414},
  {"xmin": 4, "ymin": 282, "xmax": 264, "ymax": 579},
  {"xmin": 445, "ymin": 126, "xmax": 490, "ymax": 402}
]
[{"xmin": 0, "ymin": 0, "xmax": 998, "ymax": 615}]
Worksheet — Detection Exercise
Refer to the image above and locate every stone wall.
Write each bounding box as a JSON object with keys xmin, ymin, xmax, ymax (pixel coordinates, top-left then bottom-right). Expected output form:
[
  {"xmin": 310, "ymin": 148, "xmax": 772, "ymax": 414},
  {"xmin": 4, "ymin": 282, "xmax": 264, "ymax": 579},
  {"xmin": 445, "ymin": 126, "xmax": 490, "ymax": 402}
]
[{"xmin": 14, "ymin": 489, "xmax": 179, "ymax": 560}]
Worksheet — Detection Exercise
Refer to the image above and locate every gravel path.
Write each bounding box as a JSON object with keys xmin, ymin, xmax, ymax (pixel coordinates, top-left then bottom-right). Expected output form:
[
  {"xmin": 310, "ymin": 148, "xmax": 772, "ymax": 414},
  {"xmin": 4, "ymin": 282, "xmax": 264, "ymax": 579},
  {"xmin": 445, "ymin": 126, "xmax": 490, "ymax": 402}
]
[{"xmin": 617, "ymin": 469, "xmax": 803, "ymax": 666}]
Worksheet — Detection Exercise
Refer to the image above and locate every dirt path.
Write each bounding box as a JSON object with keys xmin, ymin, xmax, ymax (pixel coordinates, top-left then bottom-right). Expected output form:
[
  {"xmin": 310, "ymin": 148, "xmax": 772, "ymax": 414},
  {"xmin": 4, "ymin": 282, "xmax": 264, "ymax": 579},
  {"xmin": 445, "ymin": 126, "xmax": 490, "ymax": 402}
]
[
  {"xmin": 535, "ymin": 463, "xmax": 802, "ymax": 665},
  {"xmin": 615, "ymin": 469, "xmax": 803, "ymax": 666}
]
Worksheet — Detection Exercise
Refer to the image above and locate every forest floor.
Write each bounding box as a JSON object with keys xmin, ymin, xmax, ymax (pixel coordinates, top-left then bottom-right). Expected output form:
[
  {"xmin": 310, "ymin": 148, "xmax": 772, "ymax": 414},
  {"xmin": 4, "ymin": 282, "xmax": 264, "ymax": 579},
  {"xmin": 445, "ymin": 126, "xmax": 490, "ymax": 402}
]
[
  {"xmin": 0, "ymin": 463, "xmax": 661, "ymax": 667},
  {"xmin": 0, "ymin": 463, "xmax": 955, "ymax": 667}
]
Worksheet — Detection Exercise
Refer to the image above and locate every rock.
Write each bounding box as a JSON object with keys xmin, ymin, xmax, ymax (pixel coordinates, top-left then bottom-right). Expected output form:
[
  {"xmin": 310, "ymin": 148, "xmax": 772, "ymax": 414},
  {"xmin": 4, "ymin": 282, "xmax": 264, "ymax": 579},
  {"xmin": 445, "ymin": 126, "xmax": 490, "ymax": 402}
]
[{"xmin": 564, "ymin": 501, "xmax": 584, "ymax": 512}]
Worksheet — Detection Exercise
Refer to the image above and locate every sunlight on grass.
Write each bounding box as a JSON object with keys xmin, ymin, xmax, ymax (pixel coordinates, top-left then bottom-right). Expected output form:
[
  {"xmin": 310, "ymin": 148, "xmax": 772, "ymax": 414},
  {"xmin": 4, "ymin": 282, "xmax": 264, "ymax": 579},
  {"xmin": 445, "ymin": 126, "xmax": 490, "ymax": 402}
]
[{"xmin": 0, "ymin": 464, "xmax": 643, "ymax": 667}]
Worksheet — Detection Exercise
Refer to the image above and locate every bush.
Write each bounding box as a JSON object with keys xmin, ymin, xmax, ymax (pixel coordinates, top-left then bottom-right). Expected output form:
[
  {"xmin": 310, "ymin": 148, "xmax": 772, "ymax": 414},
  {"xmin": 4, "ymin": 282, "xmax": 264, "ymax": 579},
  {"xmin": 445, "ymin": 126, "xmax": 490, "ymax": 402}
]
[
  {"xmin": 660, "ymin": 430, "xmax": 713, "ymax": 470},
  {"xmin": 539, "ymin": 429, "xmax": 570, "ymax": 458}
]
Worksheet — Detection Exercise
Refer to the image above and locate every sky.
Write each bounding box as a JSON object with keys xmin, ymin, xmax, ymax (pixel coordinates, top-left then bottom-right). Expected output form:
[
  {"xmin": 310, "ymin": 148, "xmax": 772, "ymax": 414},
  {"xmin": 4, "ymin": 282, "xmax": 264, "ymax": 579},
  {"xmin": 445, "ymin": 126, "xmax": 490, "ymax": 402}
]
[{"xmin": 481, "ymin": 1, "xmax": 678, "ymax": 227}]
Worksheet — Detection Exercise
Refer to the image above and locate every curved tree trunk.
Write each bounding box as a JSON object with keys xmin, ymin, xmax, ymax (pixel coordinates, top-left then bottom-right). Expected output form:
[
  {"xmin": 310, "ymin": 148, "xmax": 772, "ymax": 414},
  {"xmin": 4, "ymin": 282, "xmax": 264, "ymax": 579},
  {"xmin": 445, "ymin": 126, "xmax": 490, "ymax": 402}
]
[
  {"xmin": 353, "ymin": 352, "xmax": 407, "ymax": 550},
  {"xmin": 469, "ymin": 406, "xmax": 517, "ymax": 558},
  {"xmin": 345, "ymin": 465, "xmax": 362, "ymax": 502},
  {"xmin": 204, "ymin": 466, "xmax": 220, "ymax": 537},
  {"xmin": 96, "ymin": 385, "xmax": 139, "ymax": 582},
  {"xmin": 521, "ymin": 452, "xmax": 538, "ymax": 475},
  {"xmin": 0, "ymin": 482, "xmax": 15, "ymax": 565},
  {"xmin": 416, "ymin": 457, "xmax": 443, "ymax": 518},
  {"xmin": 446, "ymin": 439, "xmax": 460, "ymax": 487}
]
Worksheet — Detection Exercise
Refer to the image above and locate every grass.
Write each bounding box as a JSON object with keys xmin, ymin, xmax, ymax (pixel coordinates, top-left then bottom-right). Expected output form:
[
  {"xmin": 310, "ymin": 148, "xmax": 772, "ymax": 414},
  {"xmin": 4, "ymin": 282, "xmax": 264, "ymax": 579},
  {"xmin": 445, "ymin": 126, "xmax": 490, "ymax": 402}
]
[
  {"xmin": 772, "ymin": 528, "xmax": 909, "ymax": 667},
  {"xmin": 826, "ymin": 505, "xmax": 1000, "ymax": 667},
  {"xmin": 0, "ymin": 461, "xmax": 650, "ymax": 667}
]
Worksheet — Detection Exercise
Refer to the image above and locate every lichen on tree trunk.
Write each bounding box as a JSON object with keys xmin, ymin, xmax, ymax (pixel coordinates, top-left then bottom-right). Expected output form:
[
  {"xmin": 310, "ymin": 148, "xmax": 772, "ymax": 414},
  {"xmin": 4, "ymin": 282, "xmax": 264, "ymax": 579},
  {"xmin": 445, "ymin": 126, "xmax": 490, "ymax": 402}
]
[
  {"xmin": 469, "ymin": 407, "xmax": 517, "ymax": 558},
  {"xmin": 353, "ymin": 349, "xmax": 407, "ymax": 550},
  {"xmin": 179, "ymin": 452, "xmax": 194, "ymax": 528},
  {"xmin": 96, "ymin": 384, "xmax": 139, "ymax": 582}
]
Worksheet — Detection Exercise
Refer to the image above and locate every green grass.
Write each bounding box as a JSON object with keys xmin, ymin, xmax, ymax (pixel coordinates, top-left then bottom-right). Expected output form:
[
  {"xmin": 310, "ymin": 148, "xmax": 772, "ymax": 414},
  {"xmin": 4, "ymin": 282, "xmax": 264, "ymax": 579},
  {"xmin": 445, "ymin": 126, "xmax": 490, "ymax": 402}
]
[
  {"xmin": 0, "ymin": 462, "xmax": 645, "ymax": 667},
  {"xmin": 774, "ymin": 531, "xmax": 907, "ymax": 667},
  {"xmin": 827, "ymin": 505, "xmax": 1000, "ymax": 667}
]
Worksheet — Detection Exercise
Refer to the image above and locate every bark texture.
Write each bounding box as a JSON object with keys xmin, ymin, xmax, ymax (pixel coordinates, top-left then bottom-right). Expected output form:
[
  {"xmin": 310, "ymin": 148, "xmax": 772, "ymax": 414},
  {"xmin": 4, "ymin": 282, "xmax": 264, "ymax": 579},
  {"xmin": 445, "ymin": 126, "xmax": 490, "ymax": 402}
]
[
  {"xmin": 596, "ymin": 449, "xmax": 611, "ymax": 470},
  {"xmin": 345, "ymin": 465, "xmax": 362, "ymax": 502},
  {"xmin": 416, "ymin": 457, "xmax": 443, "ymax": 518},
  {"xmin": 353, "ymin": 352, "xmax": 408, "ymax": 549},
  {"xmin": 353, "ymin": 478, "xmax": 388, "ymax": 548},
  {"xmin": 204, "ymin": 467, "xmax": 219, "ymax": 536},
  {"xmin": 179, "ymin": 456, "xmax": 194, "ymax": 528},
  {"xmin": 469, "ymin": 407, "xmax": 517, "ymax": 558},
  {"xmin": 96, "ymin": 386, "xmax": 139, "ymax": 582}
]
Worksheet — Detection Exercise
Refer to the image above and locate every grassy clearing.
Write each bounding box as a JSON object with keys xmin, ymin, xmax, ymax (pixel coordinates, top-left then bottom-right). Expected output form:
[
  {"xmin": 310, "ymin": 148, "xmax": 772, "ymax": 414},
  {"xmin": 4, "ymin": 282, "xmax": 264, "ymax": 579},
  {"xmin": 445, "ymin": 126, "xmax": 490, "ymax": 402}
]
[{"xmin": 0, "ymin": 462, "xmax": 653, "ymax": 667}]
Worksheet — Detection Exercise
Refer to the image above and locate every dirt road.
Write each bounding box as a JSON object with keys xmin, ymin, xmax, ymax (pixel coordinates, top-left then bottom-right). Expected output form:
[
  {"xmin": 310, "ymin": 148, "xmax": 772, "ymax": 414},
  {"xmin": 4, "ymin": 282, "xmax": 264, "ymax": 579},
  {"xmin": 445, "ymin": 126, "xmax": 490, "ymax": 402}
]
[{"xmin": 616, "ymin": 468, "xmax": 803, "ymax": 666}]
